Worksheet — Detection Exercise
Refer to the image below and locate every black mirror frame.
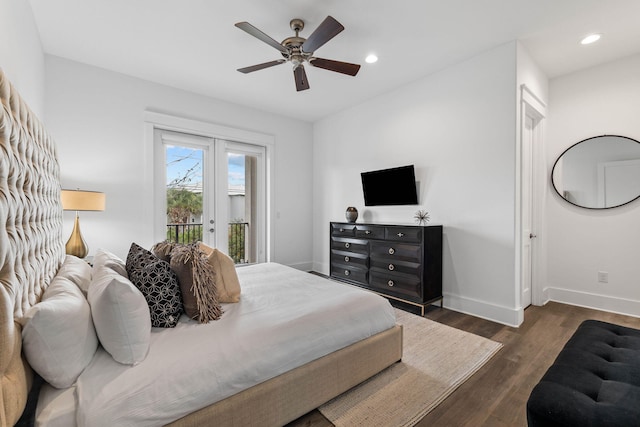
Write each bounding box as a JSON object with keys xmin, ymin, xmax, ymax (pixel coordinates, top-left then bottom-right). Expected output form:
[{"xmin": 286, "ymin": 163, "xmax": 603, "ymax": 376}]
[{"xmin": 551, "ymin": 134, "xmax": 640, "ymax": 210}]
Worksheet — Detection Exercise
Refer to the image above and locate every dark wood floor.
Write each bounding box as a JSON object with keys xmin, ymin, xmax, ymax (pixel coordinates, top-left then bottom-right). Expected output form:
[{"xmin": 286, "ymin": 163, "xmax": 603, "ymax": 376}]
[{"xmin": 287, "ymin": 301, "xmax": 640, "ymax": 427}]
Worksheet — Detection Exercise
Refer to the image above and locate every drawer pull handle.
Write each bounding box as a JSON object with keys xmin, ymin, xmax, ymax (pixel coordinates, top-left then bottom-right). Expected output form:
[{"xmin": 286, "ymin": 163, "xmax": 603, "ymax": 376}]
[
  {"xmin": 365, "ymin": 230, "xmax": 371, "ymax": 235},
  {"xmin": 340, "ymin": 228, "xmax": 345, "ymax": 232},
  {"xmin": 397, "ymin": 232, "xmax": 405, "ymax": 238},
  {"xmin": 345, "ymin": 242, "xmax": 350, "ymax": 249},
  {"xmin": 388, "ymin": 280, "xmax": 395, "ymax": 287},
  {"xmin": 344, "ymin": 270, "xmax": 350, "ymax": 276},
  {"xmin": 388, "ymin": 247, "xmax": 395, "ymax": 255},
  {"xmin": 388, "ymin": 264, "xmax": 395, "ymax": 271},
  {"xmin": 344, "ymin": 256, "xmax": 350, "ymax": 262}
]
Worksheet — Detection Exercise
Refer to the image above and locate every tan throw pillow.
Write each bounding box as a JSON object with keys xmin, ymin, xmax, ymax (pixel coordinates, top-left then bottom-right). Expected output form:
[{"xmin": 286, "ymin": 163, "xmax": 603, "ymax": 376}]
[
  {"xmin": 199, "ymin": 243, "xmax": 241, "ymax": 303},
  {"xmin": 170, "ymin": 243, "xmax": 222, "ymax": 323}
]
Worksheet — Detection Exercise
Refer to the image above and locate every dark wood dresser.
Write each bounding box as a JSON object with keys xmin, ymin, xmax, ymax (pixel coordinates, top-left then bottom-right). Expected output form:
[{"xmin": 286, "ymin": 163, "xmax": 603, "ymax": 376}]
[{"xmin": 330, "ymin": 222, "xmax": 443, "ymax": 314}]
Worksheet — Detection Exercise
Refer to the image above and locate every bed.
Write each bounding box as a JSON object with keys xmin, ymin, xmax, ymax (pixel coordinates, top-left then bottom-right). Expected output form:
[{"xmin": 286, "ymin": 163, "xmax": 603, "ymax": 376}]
[{"xmin": 0, "ymin": 67, "xmax": 403, "ymax": 426}]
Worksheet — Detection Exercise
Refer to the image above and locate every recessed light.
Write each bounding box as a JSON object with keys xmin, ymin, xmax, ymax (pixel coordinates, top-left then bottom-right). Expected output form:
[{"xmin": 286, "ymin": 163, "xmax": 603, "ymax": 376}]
[
  {"xmin": 365, "ymin": 54, "xmax": 378, "ymax": 64},
  {"xmin": 580, "ymin": 34, "xmax": 601, "ymax": 45}
]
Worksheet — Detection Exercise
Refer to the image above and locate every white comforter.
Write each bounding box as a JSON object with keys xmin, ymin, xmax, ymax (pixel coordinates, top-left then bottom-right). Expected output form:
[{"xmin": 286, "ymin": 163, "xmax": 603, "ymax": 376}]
[{"xmin": 55, "ymin": 263, "xmax": 396, "ymax": 426}]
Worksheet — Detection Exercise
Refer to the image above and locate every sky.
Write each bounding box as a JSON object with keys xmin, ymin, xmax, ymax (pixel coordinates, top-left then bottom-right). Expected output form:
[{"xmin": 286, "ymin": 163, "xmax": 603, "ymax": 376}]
[{"xmin": 166, "ymin": 146, "xmax": 245, "ymax": 189}]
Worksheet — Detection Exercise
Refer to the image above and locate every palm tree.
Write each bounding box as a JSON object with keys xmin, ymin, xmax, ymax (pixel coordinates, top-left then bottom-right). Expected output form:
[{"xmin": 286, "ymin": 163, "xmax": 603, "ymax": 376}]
[{"xmin": 167, "ymin": 188, "xmax": 202, "ymax": 224}]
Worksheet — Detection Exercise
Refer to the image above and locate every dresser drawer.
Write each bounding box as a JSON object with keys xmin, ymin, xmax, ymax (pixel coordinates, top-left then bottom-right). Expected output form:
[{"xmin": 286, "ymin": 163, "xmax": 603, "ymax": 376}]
[
  {"xmin": 370, "ymin": 272, "xmax": 422, "ymax": 301},
  {"xmin": 331, "ymin": 237, "xmax": 368, "ymax": 254},
  {"xmin": 355, "ymin": 225, "xmax": 384, "ymax": 239},
  {"xmin": 370, "ymin": 258, "xmax": 422, "ymax": 277},
  {"xmin": 330, "ymin": 265, "xmax": 368, "ymax": 285},
  {"xmin": 370, "ymin": 241, "xmax": 421, "ymax": 262},
  {"xmin": 331, "ymin": 223, "xmax": 356, "ymax": 237},
  {"xmin": 384, "ymin": 226, "xmax": 422, "ymax": 243},
  {"xmin": 331, "ymin": 250, "xmax": 368, "ymax": 269}
]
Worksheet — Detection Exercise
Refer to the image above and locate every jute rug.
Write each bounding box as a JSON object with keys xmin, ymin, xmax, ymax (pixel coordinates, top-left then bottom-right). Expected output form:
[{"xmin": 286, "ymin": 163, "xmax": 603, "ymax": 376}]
[{"xmin": 318, "ymin": 308, "xmax": 503, "ymax": 427}]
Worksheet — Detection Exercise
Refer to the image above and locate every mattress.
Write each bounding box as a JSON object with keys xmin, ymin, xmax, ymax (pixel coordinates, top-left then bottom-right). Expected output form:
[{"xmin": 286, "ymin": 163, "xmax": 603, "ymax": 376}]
[{"xmin": 36, "ymin": 262, "xmax": 396, "ymax": 426}]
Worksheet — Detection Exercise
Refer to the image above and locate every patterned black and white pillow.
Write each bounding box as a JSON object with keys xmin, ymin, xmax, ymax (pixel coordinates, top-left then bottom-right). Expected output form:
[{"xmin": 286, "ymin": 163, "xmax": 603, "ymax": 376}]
[{"xmin": 126, "ymin": 242, "xmax": 183, "ymax": 328}]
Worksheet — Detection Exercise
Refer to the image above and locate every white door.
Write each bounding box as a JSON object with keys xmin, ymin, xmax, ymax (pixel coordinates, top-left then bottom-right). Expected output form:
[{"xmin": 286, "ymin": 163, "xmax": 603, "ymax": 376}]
[
  {"xmin": 216, "ymin": 140, "xmax": 267, "ymax": 264},
  {"xmin": 521, "ymin": 115, "xmax": 535, "ymax": 308},
  {"xmin": 155, "ymin": 129, "xmax": 215, "ymax": 246},
  {"xmin": 598, "ymin": 159, "xmax": 640, "ymax": 207}
]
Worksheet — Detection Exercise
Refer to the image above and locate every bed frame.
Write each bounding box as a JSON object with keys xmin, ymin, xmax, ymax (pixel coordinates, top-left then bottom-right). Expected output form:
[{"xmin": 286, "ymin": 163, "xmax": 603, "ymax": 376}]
[{"xmin": 0, "ymin": 67, "xmax": 403, "ymax": 426}]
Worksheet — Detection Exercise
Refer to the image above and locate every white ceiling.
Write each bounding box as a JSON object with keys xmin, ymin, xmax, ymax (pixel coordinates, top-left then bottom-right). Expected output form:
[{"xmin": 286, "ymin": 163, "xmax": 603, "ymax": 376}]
[{"xmin": 28, "ymin": 0, "xmax": 640, "ymax": 122}]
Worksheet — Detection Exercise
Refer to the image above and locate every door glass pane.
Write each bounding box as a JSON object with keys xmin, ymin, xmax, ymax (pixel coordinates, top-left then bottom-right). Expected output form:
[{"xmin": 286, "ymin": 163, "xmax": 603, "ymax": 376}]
[
  {"xmin": 166, "ymin": 145, "xmax": 204, "ymax": 243},
  {"xmin": 227, "ymin": 152, "xmax": 257, "ymax": 264}
]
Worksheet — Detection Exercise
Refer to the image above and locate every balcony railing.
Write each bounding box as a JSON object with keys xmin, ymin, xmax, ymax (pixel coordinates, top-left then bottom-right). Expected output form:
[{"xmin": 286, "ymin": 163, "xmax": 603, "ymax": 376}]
[
  {"xmin": 166, "ymin": 223, "xmax": 203, "ymax": 244},
  {"xmin": 228, "ymin": 222, "xmax": 249, "ymax": 264},
  {"xmin": 166, "ymin": 222, "xmax": 249, "ymax": 264}
]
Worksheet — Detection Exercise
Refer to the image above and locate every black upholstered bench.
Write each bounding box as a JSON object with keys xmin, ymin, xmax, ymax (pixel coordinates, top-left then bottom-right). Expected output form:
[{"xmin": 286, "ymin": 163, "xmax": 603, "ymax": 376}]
[{"xmin": 527, "ymin": 320, "xmax": 640, "ymax": 426}]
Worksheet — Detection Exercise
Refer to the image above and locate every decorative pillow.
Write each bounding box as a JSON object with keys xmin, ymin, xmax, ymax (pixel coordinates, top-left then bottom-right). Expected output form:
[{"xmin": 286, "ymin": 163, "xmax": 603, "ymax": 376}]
[
  {"xmin": 92, "ymin": 248, "xmax": 128, "ymax": 277},
  {"xmin": 151, "ymin": 240, "xmax": 178, "ymax": 263},
  {"xmin": 170, "ymin": 243, "xmax": 222, "ymax": 323},
  {"xmin": 88, "ymin": 264, "xmax": 151, "ymax": 365},
  {"xmin": 21, "ymin": 273, "xmax": 98, "ymax": 388},
  {"xmin": 126, "ymin": 242, "xmax": 183, "ymax": 328},
  {"xmin": 199, "ymin": 243, "xmax": 241, "ymax": 303},
  {"xmin": 55, "ymin": 255, "xmax": 93, "ymax": 296}
]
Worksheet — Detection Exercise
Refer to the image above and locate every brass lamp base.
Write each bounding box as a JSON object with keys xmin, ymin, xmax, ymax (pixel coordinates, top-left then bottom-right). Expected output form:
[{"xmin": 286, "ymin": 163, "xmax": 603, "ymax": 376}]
[{"xmin": 65, "ymin": 213, "xmax": 89, "ymax": 258}]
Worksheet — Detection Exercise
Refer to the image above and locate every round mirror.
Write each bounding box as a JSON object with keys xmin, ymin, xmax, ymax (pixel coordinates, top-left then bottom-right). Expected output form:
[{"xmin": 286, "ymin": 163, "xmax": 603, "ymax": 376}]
[{"xmin": 551, "ymin": 135, "xmax": 640, "ymax": 209}]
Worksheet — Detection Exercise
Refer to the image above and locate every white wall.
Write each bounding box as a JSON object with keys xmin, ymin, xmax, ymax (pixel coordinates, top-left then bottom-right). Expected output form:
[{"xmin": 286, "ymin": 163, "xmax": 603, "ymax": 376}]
[
  {"xmin": 0, "ymin": 0, "xmax": 45, "ymax": 117},
  {"xmin": 545, "ymin": 53, "xmax": 640, "ymax": 316},
  {"xmin": 313, "ymin": 42, "xmax": 522, "ymax": 326},
  {"xmin": 45, "ymin": 55, "xmax": 314, "ymax": 268},
  {"xmin": 516, "ymin": 43, "xmax": 549, "ymax": 105}
]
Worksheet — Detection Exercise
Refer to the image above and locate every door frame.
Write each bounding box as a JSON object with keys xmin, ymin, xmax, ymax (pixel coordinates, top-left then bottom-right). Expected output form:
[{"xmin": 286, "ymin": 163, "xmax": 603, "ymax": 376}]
[
  {"xmin": 144, "ymin": 111, "xmax": 275, "ymax": 262},
  {"xmin": 518, "ymin": 85, "xmax": 547, "ymax": 311}
]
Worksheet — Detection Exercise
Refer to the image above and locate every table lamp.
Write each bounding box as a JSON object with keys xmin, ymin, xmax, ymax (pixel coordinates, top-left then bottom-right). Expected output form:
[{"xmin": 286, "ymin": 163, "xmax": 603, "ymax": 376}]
[{"xmin": 60, "ymin": 189, "xmax": 106, "ymax": 258}]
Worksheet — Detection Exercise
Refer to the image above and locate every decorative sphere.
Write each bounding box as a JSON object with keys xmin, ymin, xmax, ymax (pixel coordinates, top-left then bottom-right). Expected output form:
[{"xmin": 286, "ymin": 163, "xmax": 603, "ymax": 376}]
[{"xmin": 345, "ymin": 207, "xmax": 358, "ymax": 223}]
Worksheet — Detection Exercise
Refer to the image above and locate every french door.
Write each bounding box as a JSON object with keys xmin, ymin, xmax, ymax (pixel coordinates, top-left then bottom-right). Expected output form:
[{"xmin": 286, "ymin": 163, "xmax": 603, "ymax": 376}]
[{"xmin": 154, "ymin": 129, "xmax": 266, "ymax": 264}]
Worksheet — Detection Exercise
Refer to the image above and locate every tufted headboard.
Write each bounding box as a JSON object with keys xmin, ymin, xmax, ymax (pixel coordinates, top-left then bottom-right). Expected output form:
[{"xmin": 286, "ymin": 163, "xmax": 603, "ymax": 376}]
[{"xmin": 0, "ymin": 68, "xmax": 66, "ymax": 426}]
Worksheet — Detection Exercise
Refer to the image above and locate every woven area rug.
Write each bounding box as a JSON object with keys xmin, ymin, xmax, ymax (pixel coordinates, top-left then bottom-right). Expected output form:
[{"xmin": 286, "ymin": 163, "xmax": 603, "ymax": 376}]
[{"xmin": 318, "ymin": 308, "xmax": 503, "ymax": 427}]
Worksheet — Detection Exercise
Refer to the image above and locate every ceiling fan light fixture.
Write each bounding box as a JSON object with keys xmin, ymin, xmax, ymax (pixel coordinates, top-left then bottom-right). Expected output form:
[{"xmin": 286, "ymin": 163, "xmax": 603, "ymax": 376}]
[
  {"xmin": 580, "ymin": 33, "xmax": 601, "ymax": 45},
  {"xmin": 235, "ymin": 16, "xmax": 360, "ymax": 91},
  {"xmin": 365, "ymin": 54, "xmax": 378, "ymax": 64}
]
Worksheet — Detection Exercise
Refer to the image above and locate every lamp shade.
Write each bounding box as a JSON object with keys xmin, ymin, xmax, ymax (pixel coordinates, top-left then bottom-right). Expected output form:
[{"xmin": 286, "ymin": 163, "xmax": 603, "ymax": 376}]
[{"xmin": 61, "ymin": 190, "xmax": 106, "ymax": 211}]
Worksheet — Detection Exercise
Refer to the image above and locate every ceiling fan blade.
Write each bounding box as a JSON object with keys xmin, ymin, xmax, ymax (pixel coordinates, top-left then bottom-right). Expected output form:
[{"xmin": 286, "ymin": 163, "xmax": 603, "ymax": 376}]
[
  {"xmin": 237, "ymin": 60, "xmax": 286, "ymax": 74},
  {"xmin": 301, "ymin": 16, "xmax": 344, "ymax": 53},
  {"xmin": 294, "ymin": 65, "xmax": 310, "ymax": 91},
  {"xmin": 310, "ymin": 57, "xmax": 361, "ymax": 76},
  {"xmin": 235, "ymin": 21, "xmax": 288, "ymax": 54}
]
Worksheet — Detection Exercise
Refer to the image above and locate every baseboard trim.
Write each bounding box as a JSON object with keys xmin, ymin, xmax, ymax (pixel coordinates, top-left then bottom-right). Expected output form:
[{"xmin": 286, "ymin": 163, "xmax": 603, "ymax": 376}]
[
  {"xmin": 312, "ymin": 262, "xmax": 330, "ymax": 276},
  {"xmin": 286, "ymin": 261, "xmax": 314, "ymax": 272},
  {"xmin": 547, "ymin": 287, "xmax": 640, "ymax": 318},
  {"xmin": 444, "ymin": 292, "xmax": 523, "ymax": 327}
]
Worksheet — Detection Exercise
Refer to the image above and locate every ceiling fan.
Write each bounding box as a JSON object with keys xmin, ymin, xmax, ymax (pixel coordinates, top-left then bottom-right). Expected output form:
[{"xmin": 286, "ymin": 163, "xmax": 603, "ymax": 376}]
[{"xmin": 235, "ymin": 16, "xmax": 361, "ymax": 91}]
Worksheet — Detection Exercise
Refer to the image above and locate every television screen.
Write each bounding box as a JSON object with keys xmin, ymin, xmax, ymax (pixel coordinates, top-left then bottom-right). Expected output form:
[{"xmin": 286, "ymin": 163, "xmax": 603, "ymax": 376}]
[{"xmin": 361, "ymin": 165, "xmax": 418, "ymax": 206}]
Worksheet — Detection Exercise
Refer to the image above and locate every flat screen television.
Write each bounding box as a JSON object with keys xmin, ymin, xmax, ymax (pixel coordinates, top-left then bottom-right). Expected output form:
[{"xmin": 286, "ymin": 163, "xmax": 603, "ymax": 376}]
[{"xmin": 361, "ymin": 165, "xmax": 418, "ymax": 206}]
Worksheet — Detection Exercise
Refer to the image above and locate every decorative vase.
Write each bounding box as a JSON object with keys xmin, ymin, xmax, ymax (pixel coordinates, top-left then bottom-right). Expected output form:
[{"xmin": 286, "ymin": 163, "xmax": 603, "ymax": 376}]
[{"xmin": 345, "ymin": 207, "xmax": 358, "ymax": 223}]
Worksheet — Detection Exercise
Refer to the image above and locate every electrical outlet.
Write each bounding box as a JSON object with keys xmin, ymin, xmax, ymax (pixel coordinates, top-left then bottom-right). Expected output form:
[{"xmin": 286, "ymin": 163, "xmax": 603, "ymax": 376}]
[{"xmin": 598, "ymin": 271, "xmax": 609, "ymax": 283}]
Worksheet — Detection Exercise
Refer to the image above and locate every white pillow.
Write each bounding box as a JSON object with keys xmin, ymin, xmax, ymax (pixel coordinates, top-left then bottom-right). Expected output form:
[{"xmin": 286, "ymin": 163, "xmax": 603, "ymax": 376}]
[
  {"xmin": 88, "ymin": 265, "xmax": 151, "ymax": 365},
  {"xmin": 92, "ymin": 248, "xmax": 128, "ymax": 277},
  {"xmin": 21, "ymin": 274, "xmax": 98, "ymax": 389},
  {"xmin": 57, "ymin": 255, "xmax": 93, "ymax": 295}
]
